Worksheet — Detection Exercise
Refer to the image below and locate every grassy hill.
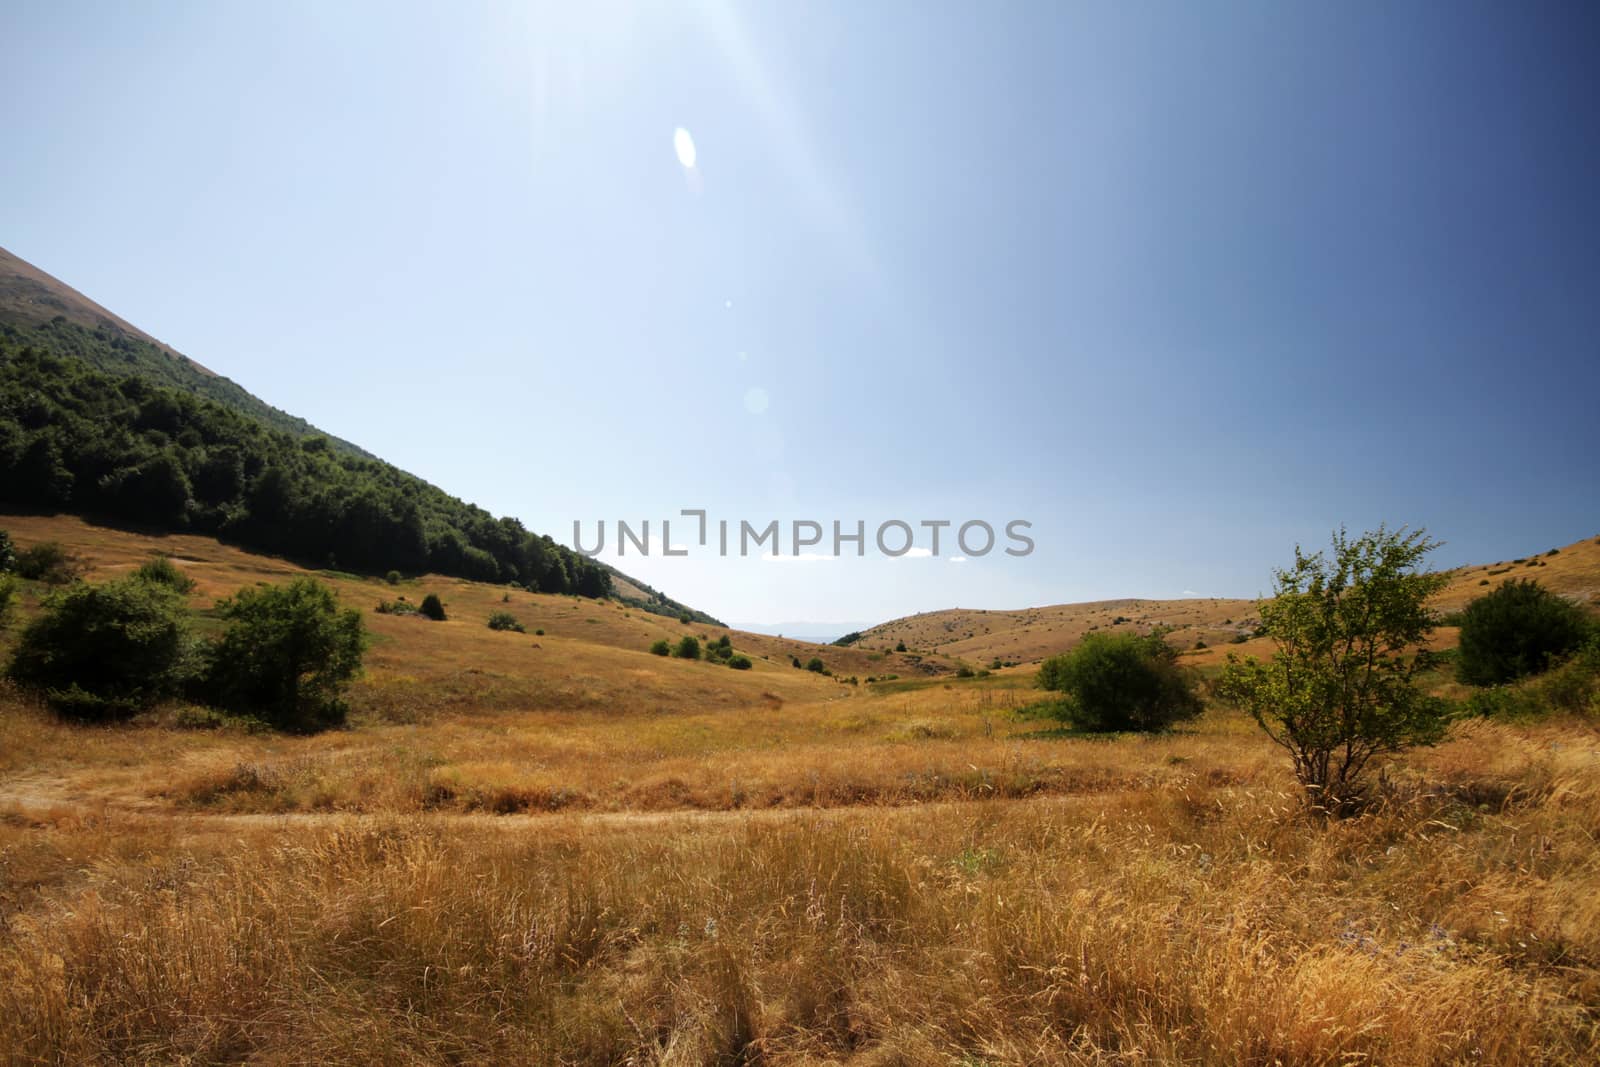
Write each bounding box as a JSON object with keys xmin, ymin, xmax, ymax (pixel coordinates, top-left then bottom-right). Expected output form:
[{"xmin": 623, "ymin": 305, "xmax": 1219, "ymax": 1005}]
[{"xmin": 863, "ymin": 533, "xmax": 1600, "ymax": 670}]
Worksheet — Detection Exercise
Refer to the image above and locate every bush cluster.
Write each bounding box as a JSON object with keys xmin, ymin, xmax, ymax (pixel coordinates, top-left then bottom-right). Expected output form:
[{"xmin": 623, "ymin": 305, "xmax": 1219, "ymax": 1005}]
[{"xmin": 1038, "ymin": 631, "xmax": 1201, "ymax": 732}]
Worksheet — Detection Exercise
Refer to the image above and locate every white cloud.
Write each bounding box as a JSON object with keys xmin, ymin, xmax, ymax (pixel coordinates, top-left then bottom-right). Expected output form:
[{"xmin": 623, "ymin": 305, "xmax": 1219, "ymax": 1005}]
[
  {"xmin": 949, "ymin": 556, "xmax": 968, "ymax": 564},
  {"xmin": 761, "ymin": 552, "xmax": 834, "ymax": 564},
  {"xmin": 889, "ymin": 547, "xmax": 934, "ymax": 560}
]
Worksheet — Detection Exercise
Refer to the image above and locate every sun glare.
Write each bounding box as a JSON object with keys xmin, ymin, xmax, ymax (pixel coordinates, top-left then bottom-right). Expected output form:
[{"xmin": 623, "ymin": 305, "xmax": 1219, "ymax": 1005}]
[{"xmin": 673, "ymin": 127, "xmax": 697, "ymax": 169}]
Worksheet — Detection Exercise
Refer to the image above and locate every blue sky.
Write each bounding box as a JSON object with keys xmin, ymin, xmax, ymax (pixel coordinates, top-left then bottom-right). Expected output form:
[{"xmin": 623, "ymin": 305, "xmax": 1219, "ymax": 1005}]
[{"xmin": 3, "ymin": 1, "xmax": 1597, "ymax": 624}]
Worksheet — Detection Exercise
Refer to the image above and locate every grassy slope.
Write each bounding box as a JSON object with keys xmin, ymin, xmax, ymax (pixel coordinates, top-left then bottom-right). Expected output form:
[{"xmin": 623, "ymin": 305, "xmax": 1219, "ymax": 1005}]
[
  {"xmin": 863, "ymin": 533, "xmax": 1600, "ymax": 671},
  {"xmin": 1, "ymin": 515, "xmax": 1598, "ymax": 1062}
]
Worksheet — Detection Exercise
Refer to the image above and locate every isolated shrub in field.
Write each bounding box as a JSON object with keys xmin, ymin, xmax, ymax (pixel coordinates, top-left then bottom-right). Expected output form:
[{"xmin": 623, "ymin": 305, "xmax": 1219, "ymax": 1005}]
[
  {"xmin": 374, "ymin": 599, "xmax": 416, "ymax": 616},
  {"xmin": 1456, "ymin": 579, "xmax": 1591, "ymax": 686},
  {"xmin": 728, "ymin": 654, "xmax": 753, "ymax": 670},
  {"xmin": 956, "ymin": 666, "xmax": 976, "ymax": 678},
  {"xmin": 13, "ymin": 542, "xmax": 86, "ymax": 584},
  {"xmin": 384, "ymin": 570, "xmax": 402, "ymax": 586},
  {"xmin": 806, "ymin": 657, "xmax": 826, "ymax": 673},
  {"xmin": 487, "ymin": 611, "xmax": 526, "ymax": 633},
  {"xmin": 132, "ymin": 556, "xmax": 196, "ymax": 594},
  {"xmin": 649, "ymin": 639, "xmax": 671, "ymax": 656},
  {"xmin": 418, "ymin": 593, "xmax": 447, "ymax": 621},
  {"xmin": 7, "ymin": 577, "xmax": 194, "ymax": 718},
  {"xmin": 0, "ymin": 529, "xmax": 14, "ymax": 573},
  {"xmin": 1218, "ymin": 526, "xmax": 1450, "ymax": 817},
  {"xmin": 1037, "ymin": 631, "xmax": 1201, "ymax": 733},
  {"xmin": 675, "ymin": 635, "xmax": 701, "ymax": 660},
  {"xmin": 205, "ymin": 578, "xmax": 365, "ymax": 732},
  {"xmin": 895, "ymin": 640, "xmax": 907, "ymax": 652}
]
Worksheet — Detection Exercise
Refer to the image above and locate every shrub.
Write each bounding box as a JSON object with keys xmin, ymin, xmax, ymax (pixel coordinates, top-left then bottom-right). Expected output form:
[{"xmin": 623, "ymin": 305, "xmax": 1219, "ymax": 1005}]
[
  {"xmin": 0, "ymin": 529, "xmax": 14, "ymax": 573},
  {"xmin": 728, "ymin": 655, "xmax": 753, "ymax": 670},
  {"xmin": 14, "ymin": 542, "xmax": 86, "ymax": 584},
  {"xmin": 534, "ymin": 628, "xmax": 544, "ymax": 636},
  {"xmin": 0, "ymin": 576, "xmax": 16, "ymax": 632},
  {"xmin": 384, "ymin": 570, "xmax": 402, "ymax": 586},
  {"xmin": 1455, "ymin": 579, "xmax": 1592, "ymax": 686},
  {"xmin": 895, "ymin": 641, "xmax": 907, "ymax": 652},
  {"xmin": 649, "ymin": 639, "xmax": 671, "ymax": 656},
  {"xmin": 7, "ymin": 577, "xmax": 195, "ymax": 718},
  {"xmin": 1037, "ymin": 631, "xmax": 1201, "ymax": 733},
  {"xmin": 374, "ymin": 599, "xmax": 416, "ymax": 616},
  {"xmin": 675, "ymin": 635, "xmax": 701, "ymax": 660},
  {"xmin": 487, "ymin": 611, "xmax": 526, "ymax": 633},
  {"xmin": 132, "ymin": 556, "xmax": 196, "ymax": 594},
  {"xmin": 1218, "ymin": 526, "xmax": 1449, "ymax": 816},
  {"xmin": 204, "ymin": 578, "xmax": 366, "ymax": 732},
  {"xmin": 956, "ymin": 666, "xmax": 976, "ymax": 678},
  {"xmin": 805, "ymin": 657, "xmax": 826, "ymax": 673},
  {"xmin": 419, "ymin": 593, "xmax": 447, "ymax": 621}
]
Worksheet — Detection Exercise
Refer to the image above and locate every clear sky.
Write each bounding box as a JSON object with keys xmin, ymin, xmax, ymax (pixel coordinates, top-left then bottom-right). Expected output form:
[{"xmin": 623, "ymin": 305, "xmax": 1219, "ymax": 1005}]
[{"xmin": 3, "ymin": 1, "xmax": 1597, "ymax": 625}]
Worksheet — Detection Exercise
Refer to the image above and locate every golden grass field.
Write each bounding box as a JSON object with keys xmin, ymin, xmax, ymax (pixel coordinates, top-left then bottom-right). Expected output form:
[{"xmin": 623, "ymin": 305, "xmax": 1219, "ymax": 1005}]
[{"xmin": 1, "ymin": 514, "xmax": 1598, "ymax": 1064}]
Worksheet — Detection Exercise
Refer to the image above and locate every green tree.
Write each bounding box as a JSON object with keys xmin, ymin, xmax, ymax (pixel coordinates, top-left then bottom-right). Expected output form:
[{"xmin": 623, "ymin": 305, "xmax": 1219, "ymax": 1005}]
[
  {"xmin": 205, "ymin": 578, "xmax": 366, "ymax": 732},
  {"xmin": 1455, "ymin": 579, "xmax": 1591, "ymax": 686},
  {"xmin": 7, "ymin": 577, "xmax": 194, "ymax": 718},
  {"xmin": 675, "ymin": 635, "xmax": 701, "ymax": 660},
  {"xmin": 1037, "ymin": 631, "xmax": 1201, "ymax": 732},
  {"xmin": 1217, "ymin": 526, "xmax": 1450, "ymax": 817},
  {"xmin": 419, "ymin": 593, "xmax": 447, "ymax": 621},
  {"xmin": 649, "ymin": 638, "xmax": 672, "ymax": 656}
]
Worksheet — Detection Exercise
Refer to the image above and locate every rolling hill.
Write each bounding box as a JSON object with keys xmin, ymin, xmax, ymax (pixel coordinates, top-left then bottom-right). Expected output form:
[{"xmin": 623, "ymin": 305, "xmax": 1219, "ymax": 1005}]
[{"xmin": 861, "ymin": 532, "xmax": 1600, "ymax": 669}]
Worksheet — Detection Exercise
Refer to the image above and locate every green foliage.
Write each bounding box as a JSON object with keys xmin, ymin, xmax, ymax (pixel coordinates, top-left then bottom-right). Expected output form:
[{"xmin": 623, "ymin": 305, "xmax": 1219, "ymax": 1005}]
[
  {"xmin": 649, "ymin": 639, "xmax": 671, "ymax": 656},
  {"xmin": 0, "ymin": 345, "xmax": 614, "ymax": 598},
  {"xmin": 487, "ymin": 611, "xmax": 526, "ymax": 633},
  {"xmin": 384, "ymin": 570, "xmax": 402, "ymax": 586},
  {"xmin": 204, "ymin": 578, "xmax": 365, "ymax": 732},
  {"xmin": 0, "ymin": 575, "xmax": 18, "ymax": 632},
  {"xmin": 956, "ymin": 666, "xmax": 976, "ymax": 678},
  {"xmin": 13, "ymin": 541, "xmax": 86, "ymax": 585},
  {"xmin": 1455, "ymin": 579, "xmax": 1592, "ymax": 687},
  {"xmin": 1464, "ymin": 637, "xmax": 1600, "ymax": 720},
  {"xmin": 418, "ymin": 594, "xmax": 447, "ymax": 621},
  {"xmin": 675, "ymin": 635, "xmax": 701, "ymax": 660},
  {"xmin": 895, "ymin": 641, "xmax": 907, "ymax": 652},
  {"xmin": 728, "ymin": 654, "xmax": 753, "ymax": 670},
  {"xmin": 132, "ymin": 556, "xmax": 196, "ymax": 594},
  {"xmin": 805, "ymin": 657, "xmax": 826, "ymax": 673},
  {"xmin": 1217, "ymin": 526, "xmax": 1450, "ymax": 816},
  {"xmin": 374, "ymin": 598, "xmax": 417, "ymax": 616},
  {"xmin": 832, "ymin": 631, "xmax": 863, "ymax": 647},
  {"xmin": 0, "ymin": 529, "xmax": 14, "ymax": 573},
  {"xmin": 7, "ymin": 577, "xmax": 194, "ymax": 718},
  {"xmin": 1036, "ymin": 631, "xmax": 1201, "ymax": 733}
]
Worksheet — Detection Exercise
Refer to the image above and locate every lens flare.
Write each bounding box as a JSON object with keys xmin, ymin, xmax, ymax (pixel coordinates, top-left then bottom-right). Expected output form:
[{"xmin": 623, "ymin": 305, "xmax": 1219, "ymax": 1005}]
[{"xmin": 673, "ymin": 127, "xmax": 697, "ymax": 169}]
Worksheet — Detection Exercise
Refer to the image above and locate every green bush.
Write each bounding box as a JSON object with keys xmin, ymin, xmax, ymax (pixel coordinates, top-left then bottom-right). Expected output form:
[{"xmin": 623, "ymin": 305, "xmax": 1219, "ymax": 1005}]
[
  {"xmin": 956, "ymin": 666, "xmax": 976, "ymax": 678},
  {"xmin": 204, "ymin": 578, "xmax": 365, "ymax": 732},
  {"xmin": 132, "ymin": 556, "xmax": 196, "ymax": 594},
  {"xmin": 649, "ymin": 639, "xmax": 672, "ymax": 656},
  {"xmin": 1038, "ymin": 631, "xmax": 1202, "ymax": 732},
  {"xmin": 1456, "ymin": 579, "xmax": 1592, "ymax": 686},
  {"xmin": 0, "ymin": 575, "xmax": 16, "ymax": 631},
  {"xmin": 534, "ymin": 628, "xmax": 544, "ymax": 636},
  {"xmin": 728, "ymin": 654, "xmax": 753, "ymax": 670},
  {"xmin": 487, "ymin": 611, "xmax": 526, "ymax": 633},
  {"xmin": 0, "ymin": 529, "xmax": 15, "ymax": 573},
  {"xmin": 895, "ymin": 641, "xmax": 907, "ymax": 652},
  {"xmin": 418, "ymin": 593, "xmax": 447, "ymax": 621},
  {"xmin": 374, "ymin": 598, "xmax": 417, "ymax": 615},
  {"xmin": 14, "ymin": 542, "xmax": 86, "ymax": 585},
  {"xmin": 1465, "ymin": 637, "xmax": 1599, "ymax": 719},
  {"xmin": 7, "ymin": 577, "xmax": 195, "ymax": 718},
  {"xmin": 805, "ymin": 657, "xmax": 826, "ymax": 673},
  {"xmin": 675, "ymin": 635, "xmax": 701, "ymax": 660},
  {"xmin": 384, "ymin": 570, "xmax": 402, "ymax": 586}
]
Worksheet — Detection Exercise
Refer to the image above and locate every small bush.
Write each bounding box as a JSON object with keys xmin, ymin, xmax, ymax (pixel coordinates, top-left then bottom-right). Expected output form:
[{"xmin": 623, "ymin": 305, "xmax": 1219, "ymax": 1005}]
[
  {"xmin": 675, "ymin": 635, "xmax": 701, "ymax": 660},
  {"xmin": 0, "ymin": 575, "xmax": 16, "ymax": 632},
  {"xmin": 487, "ymin": 611, "xmax": 526, "ymax": 633},
  {"xmin": 14, "ymin": 542, "xmax": 87, "ymax": 585},
  {"xmin": 1038, "ymin": 631, "xmax": 1202, "ymax": 733},
  {"xmin": 805, "ymin": 657, "xmax": 826, "ymax": 673},
  {"xmin": 1456, "ymin": 579, "xmax": 1591, "ymax": 686},
  {"xmin": 649, "ymin": 639, "xmax": 672, "ymax": 656},
  {"xmin": 204, "ymin": 578, "xmax": 366, "ymax": 732},
  {"xmin": 419, "ymin": 593, "xmax": 447, "ymax": 621},
  {"xmin": 0, "ymin": 529, "xmax": 15, "ymax": 573},
  {"xmin": 956, "ymin": 666, "xmax": 976, "ymax": 678},
  {"xmin": 895, "ymin": 641, "xmax": 907, "ymax": 652},
  {"xmin": 374, "ymin": 599, "xmax": 417, "ymax": 616},
  {"xmin": 384, "ymin": 570, "xmax": 402, "ymax": 585},
  {"xmin": 7, "ymin": 577, "xmax": 195, "ymax": 718},
  {"xmin": 534, "ymin": 628, "xmax": 544, "ymax": 636},
  {"xmin": 132, "ymin": 556, "xmax": 196, "ymax": 594},
  {"xmin": 728, "ymin": 655, "xmax": 753, "ymax": 670}
]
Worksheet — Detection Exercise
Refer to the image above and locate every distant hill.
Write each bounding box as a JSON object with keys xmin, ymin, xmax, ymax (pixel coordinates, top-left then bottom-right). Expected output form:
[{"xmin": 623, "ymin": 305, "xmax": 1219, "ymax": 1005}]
[
  {"xmin": 860, "ymin": 533, "xmax": 1600, "ymax": 669},
  {"xmin": 0, "ymin": 247, "xmax": 720, "ymax": 621}
]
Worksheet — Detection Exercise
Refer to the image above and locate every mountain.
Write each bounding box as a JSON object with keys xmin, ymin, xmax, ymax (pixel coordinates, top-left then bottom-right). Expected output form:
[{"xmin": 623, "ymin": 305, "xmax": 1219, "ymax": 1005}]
[
  {"xmin": 0, "ymin": 247, "xmax": 719, "ymax": 622},
  {"xmin": 732, "ymin": 621, "xmax": 878, "ymax": 645}
]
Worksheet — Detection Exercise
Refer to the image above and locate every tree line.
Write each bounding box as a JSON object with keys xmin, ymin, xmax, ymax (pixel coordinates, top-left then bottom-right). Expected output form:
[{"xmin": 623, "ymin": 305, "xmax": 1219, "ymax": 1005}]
[{"xmin": 0, "ymin": 343, "xmax": 612, "ymax": 596}]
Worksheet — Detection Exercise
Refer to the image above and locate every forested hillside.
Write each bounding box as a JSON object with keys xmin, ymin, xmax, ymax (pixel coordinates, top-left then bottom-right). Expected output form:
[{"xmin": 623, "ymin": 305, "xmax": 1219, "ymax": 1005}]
[{"xmin": 0, "ymin": 342, "xmax": 614, "ymax": 595}]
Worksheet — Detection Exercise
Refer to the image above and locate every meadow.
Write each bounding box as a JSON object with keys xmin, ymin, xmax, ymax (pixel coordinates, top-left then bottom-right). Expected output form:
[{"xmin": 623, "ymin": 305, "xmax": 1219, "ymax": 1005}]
[{"xmin": 1, "ymin": 515, "xmax": 1597, "ymax": 1064}]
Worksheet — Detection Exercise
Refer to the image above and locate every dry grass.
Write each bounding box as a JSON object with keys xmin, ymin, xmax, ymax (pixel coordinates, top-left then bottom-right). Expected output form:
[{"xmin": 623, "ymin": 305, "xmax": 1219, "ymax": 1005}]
[{"xmin": 2, "ymin": 515, "xmax": 1599, "ymax": 1063}]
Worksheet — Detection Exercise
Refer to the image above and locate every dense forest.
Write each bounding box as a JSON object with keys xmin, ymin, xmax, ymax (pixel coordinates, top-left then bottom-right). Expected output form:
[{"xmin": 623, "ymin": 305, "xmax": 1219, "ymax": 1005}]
[{"xmin": 0, "ymin": 341, "xmax": 615, "ymax": 596}]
